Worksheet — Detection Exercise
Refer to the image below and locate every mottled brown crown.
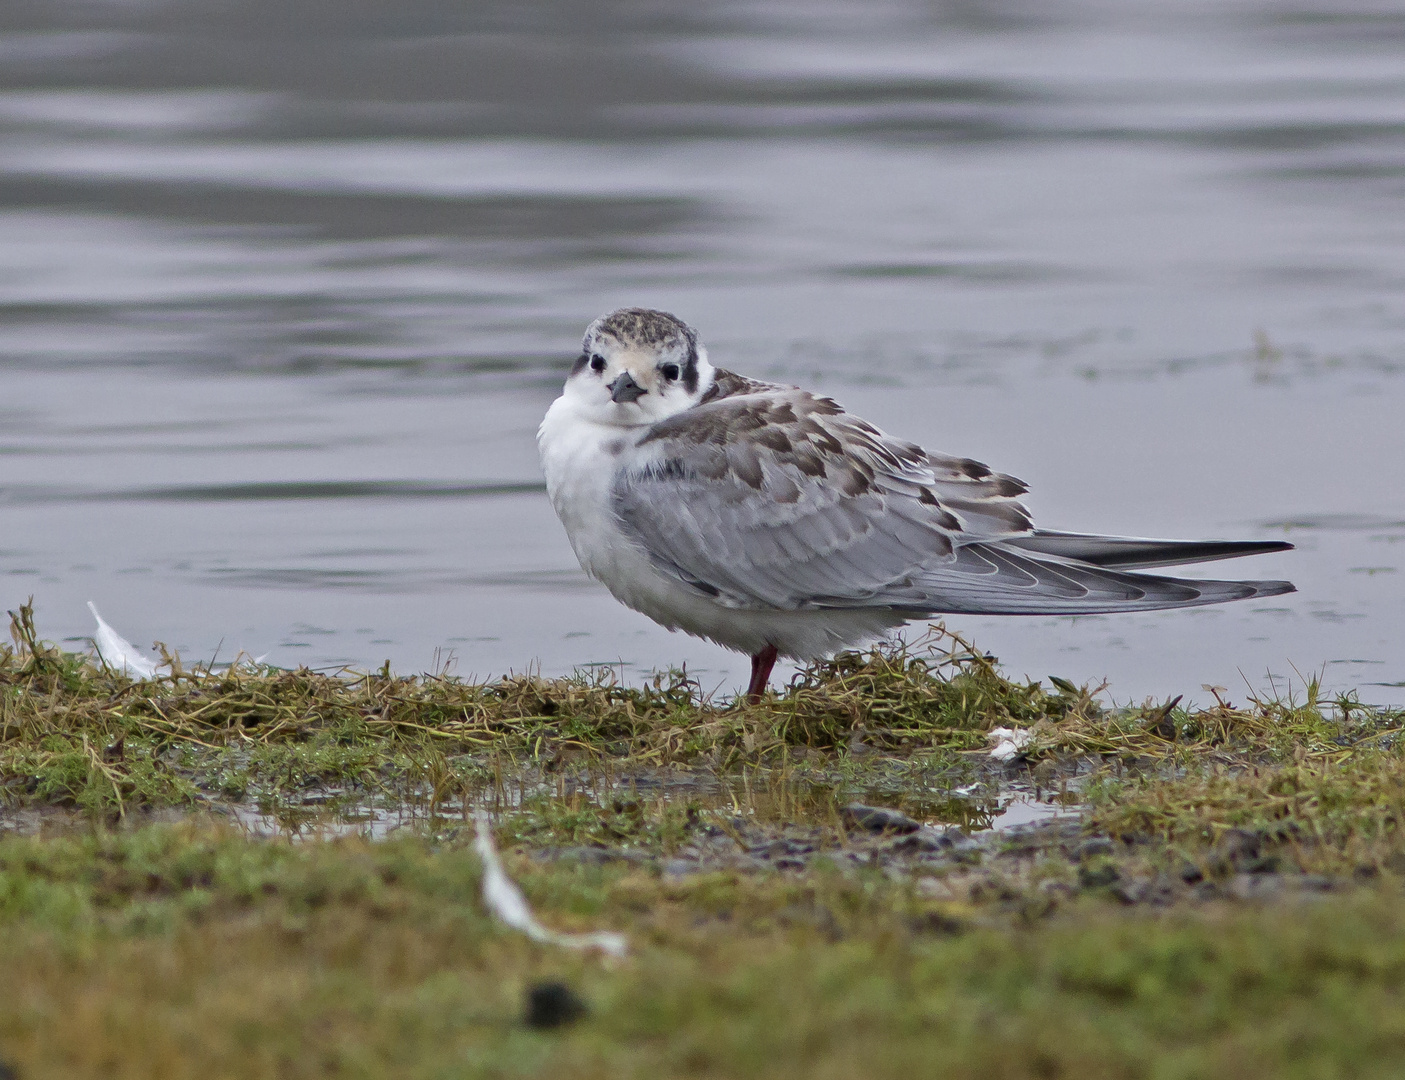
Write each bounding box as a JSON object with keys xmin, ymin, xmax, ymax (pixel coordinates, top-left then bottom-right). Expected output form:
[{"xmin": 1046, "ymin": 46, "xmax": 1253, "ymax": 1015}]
[{"xmin": 588, "ymin": 308, "xmax": 695, "ymax": 350}]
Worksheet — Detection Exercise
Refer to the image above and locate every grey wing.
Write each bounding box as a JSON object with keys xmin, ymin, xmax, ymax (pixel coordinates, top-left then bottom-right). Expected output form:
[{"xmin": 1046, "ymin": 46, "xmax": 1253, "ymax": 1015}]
[{"xmin": 611, "ymin": 386, "xmax": 1032, "ymax": 610}]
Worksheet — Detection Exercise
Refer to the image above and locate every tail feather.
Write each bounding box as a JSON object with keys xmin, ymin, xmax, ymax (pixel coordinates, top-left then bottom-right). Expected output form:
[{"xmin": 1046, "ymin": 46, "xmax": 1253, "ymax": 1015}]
[
  {"xmin": 1003, "ymin": 530, "xmax": 1293, "ymax": 570},
  {"xmin": 863, "ymin": 540, "xmax": 1295, "ymax": 616}
]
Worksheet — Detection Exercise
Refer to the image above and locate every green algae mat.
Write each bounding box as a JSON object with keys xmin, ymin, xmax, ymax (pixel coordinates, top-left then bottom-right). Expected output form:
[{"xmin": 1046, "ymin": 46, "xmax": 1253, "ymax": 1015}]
[{"xmin": 5, "ymin": 603, "xmax": 1405, "ymax": 1079}]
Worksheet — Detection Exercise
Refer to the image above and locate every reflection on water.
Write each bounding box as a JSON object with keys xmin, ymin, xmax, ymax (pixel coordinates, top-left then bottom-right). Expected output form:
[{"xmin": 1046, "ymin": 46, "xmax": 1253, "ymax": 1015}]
[
  {"xmin": 217, "ymin": 766, "xmax": 1082, "ymax": 844},
  {"xmin": 2, "ymin": 0, "xmax": 1404, "ymax": 703},
  {"xmin": 985, "ymin": 796, "xmax": 1080, "ymax": 833}
]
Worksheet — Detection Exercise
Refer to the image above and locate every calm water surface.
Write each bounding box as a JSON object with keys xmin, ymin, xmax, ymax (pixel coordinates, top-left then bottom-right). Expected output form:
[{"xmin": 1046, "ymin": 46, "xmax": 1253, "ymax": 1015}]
[{"xmin": 2, "ymin": 0, "xmax": 1404, "ymax": 704}]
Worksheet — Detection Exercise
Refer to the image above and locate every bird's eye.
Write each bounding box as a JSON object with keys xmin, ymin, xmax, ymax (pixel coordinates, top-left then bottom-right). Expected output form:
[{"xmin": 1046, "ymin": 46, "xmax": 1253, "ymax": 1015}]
[
  {"xmin": 660, "ymin": 363, "xmax": 680, "ymax": 381},
  {"xmin": 590, "ymin": 355, "xmax": 607, "ymax": 373}
]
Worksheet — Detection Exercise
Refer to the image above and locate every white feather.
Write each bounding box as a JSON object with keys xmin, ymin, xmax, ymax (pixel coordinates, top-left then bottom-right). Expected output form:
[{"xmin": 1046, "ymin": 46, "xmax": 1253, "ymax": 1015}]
[
  {"xmin": 87, "ymin": 601, "xmax": 160, "ymax": 680},
  {"xmin": 473, "ymin": 810, "xmax": 627, "ymax": 958},
  {"xmin": 987, "ymin": 726, "xmax": 1033, "ymax": 762}
]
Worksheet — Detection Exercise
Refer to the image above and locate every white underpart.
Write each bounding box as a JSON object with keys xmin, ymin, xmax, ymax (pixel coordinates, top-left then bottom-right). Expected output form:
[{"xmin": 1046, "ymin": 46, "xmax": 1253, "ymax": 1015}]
[
  {"xmin": 88, "ymin": 601, "xmax": 160, "ymax": 679},
  {"xmin": 473, "ymin": 810, "xmax": 627, "ymax": 957},
  {"xmin": 538, "ymin": 392, "xmax": 904, "ymax": 660}
]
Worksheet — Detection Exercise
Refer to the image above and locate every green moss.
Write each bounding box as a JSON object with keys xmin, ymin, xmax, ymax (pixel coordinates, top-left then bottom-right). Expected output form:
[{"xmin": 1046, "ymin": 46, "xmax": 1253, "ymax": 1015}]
[{"xmin": 5, "ymin": 823, "xmax": 1405, "ymax": 1078}]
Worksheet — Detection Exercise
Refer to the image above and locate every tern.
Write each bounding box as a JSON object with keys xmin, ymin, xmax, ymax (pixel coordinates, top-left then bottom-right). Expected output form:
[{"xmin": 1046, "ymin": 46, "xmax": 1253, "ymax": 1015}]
[{"xmin": 538, "ymin": 308, "xmax": 1294, "ymax": 703}]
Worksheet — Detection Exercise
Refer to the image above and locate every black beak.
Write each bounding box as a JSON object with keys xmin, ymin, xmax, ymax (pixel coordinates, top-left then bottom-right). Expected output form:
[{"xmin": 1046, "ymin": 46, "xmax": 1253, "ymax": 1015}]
[{"xmin": 608, "ymin": 372, "xmax": 646, "ymax": 403}]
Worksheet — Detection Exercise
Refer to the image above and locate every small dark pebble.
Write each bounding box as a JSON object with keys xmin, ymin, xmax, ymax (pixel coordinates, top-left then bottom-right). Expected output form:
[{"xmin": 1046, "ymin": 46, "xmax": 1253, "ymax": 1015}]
[
  {"xmin": 889, "ymin": 826, "xmax": 954, "ymax": 853},
  {"xmin": 947, "ymin": 830, "xmax": 982, "ymax": 851},
  {"xmin": 747, "ymin": 838, "xmax": 816, "ymax": 859},
  {"xmin": 1076, "ymin": 837, "xmax": 1114, "ymax": 861},
  {"xmin": 1177, "ymin": 860, "xmax": 1205, "ymax": 884},
  {"xmin": 947, "ymin": 833, "xmax": 984, "ymax": 864},
  {"xmin": 999, "ymin": 821, "xmax": 1062, "ymax": 855},
  {"xmin": 1077, "ymin": 860, "xmax": 1121, "ymax": 889},
  {"xmin": 525, "ymin": 981, "xmax": 588, "ymax": 1029},
  {"xmin": 841, "ymin": 803, "xmax": 921, "ymax": 834}
]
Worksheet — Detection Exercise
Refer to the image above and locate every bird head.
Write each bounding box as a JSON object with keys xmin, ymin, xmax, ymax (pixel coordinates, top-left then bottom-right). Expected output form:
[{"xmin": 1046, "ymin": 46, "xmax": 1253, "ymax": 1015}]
[{"xmin": 562, "ymin": 308, "xmax": 714, "ymax": 426}]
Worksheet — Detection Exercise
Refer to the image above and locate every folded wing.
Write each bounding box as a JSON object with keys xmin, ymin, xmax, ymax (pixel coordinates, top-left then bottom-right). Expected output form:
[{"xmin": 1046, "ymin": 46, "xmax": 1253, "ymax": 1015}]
[
  {"xmin": 614, "ymin": 379, "xmax": 1029, "ymax": 609},
  {"xmin": 612, "ymin": 374, "xmax": 1294, "ymax": 615}
]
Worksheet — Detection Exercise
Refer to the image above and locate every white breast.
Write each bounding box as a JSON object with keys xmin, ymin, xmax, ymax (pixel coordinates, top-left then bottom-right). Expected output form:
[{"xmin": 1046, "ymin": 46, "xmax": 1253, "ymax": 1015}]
[
  {"xmin": 538, "ymin": 396, "xmax": 738, "ymax": 641},
  {"xmin": 538, "ymin": 392, "xmax": 907, "ymax": 662},
  {"xmin": 537, "ymin": 395, "xmax": 638, "ymax": 584}
]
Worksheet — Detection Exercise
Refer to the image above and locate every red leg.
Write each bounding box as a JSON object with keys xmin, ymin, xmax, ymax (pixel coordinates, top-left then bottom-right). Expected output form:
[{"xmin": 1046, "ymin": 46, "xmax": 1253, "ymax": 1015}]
[{"xmin": 746, "ymin": 644, "xmax": 779, "ymax": 705}]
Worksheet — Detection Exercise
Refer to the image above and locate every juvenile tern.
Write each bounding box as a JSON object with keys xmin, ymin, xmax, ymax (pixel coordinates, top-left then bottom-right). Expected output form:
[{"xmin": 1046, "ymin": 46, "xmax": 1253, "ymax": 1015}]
[{"xmin": 538, "ymin": 308, "xmax": 1294, "ymax": 703}]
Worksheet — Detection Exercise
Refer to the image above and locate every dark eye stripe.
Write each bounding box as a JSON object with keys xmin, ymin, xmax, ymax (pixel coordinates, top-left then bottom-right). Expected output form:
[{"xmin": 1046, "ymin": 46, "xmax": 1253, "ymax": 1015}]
[{"xmin": 681, "ymin": 338, "xmax": 699, "ymax": 393}]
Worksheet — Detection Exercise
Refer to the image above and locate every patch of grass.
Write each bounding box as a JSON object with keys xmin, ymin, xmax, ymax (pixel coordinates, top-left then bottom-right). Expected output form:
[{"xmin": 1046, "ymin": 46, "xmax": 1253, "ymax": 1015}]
[
  {"xmin": 1085, "ymin": 747, "xmax": 1405, "ymax": 873},
  {"xmin": 5, "ymin": 822, "xmax": 1405, "ymax": 1078},
  {"xmin": 757, "ymin": 629, "xmax": 1095, "ymax": 752},
  {"xmin": 1038, "ymin": 675, "xmax": 1384, "ymax": 763},
  {"xmin": 8, "ymin": 601, "xmax": 1405, "ymax": 871},
  {"xmin": 1, "ymin": 607, "xmax": 1092, "ymax": 816},
  {"xmin": 12, "ymin": 604, "xmax": 1390, "ymax": 812},
  {"xmin": 499, "ymin": 791, "xmax": 705, "ymax": 852}
]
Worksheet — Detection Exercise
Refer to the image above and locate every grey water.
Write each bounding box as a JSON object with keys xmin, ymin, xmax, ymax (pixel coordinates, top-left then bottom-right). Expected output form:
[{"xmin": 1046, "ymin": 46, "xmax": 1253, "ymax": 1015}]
[{"xmin": 2, "ymin": 0, "xmax": 1404, "ymax": 707}]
